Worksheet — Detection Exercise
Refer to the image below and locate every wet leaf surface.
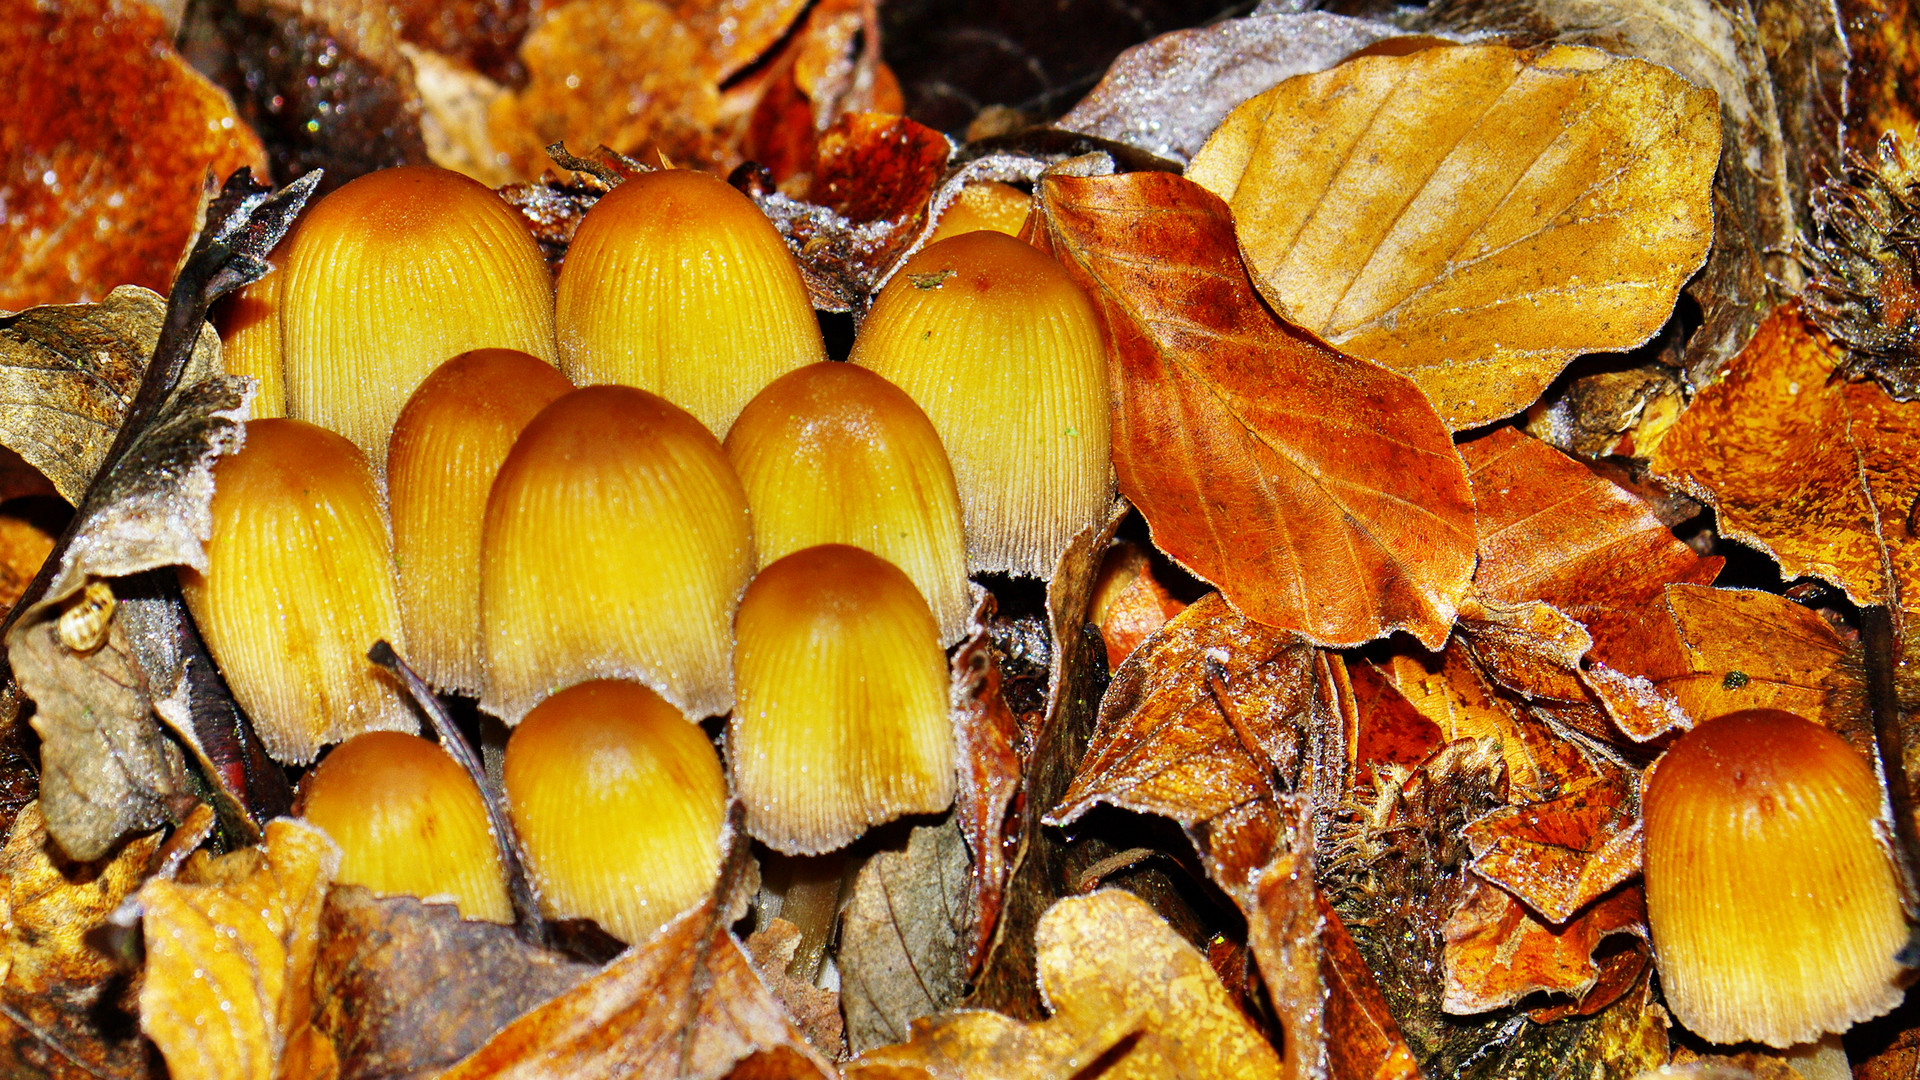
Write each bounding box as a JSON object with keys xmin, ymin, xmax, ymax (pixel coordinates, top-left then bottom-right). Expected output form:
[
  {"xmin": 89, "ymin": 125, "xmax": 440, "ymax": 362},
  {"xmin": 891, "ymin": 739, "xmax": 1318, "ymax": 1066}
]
[
  {"xmin": 1036, "ymin": 170, "xmax": 1475, "ymax": 648},
  {"xmin": 848, "ymin": 889, "xmax": 1284, "ymax": 1079},
  {"xmin": 138, "ymin": 818, "xmax": 340, "ymax": 1080},
  {"xmin": 0, "ymin": 0, "xmax": 267, "ymax": 311},
  {"xmin": 1187, "ymin": 44, "xmax": 1719, "ymax": 429},
  {"xmin": 1440, "ymin": 875, "xmax": 1645, "ymax": 1015},
  {"xmin": 1461, "ymin": 768, "xmax": 1640, "ymax": 925}
]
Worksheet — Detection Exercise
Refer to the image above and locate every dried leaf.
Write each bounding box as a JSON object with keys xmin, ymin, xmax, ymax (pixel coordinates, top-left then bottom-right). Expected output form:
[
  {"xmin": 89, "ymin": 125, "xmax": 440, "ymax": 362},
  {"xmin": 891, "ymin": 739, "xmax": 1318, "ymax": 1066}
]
[
  {"xmin": 0, "ymin": 0, "xmax": 267, "ymax": 310},
  {"xmin": 1461, "ymin": 770, "xmax": 1641, "ymax": 925},
  {"xmin": 949, "ymin": 607, "xmax": 1021, "ymax": 981},
  {"xmin": 0, "ymin": 287, "xmax": 218, "ymax": 505},
  {"xmin": 1840, "ymin": 0, "xmax": 1920, "ymax": 152},
  {"xmin": 1198, "ymin": 796, "xmax": 1329, "ymax": 1080},
  {"xmin": 1035, "ymin": 170, "xmax": 1475, "ymax": 648},
  {"xmin": 138, "ymin": 818, "xmax": 341, "ymax": 1080},
  {"xmin": 1441, "ymin": 875, "xmax": 1645, "ymax": 1015},
  {"xmin": 675, "ymin": 0, "xmax": 809, "ymax": 82},
  {"xmin": 1319, "ymin": 898, "xmax": 1419, "ymax": 1080},
  {"xmin": 0, "ymin": 803, "xmax": 164, "ymax": 1080},
  {"xmin": 313, "ymin": 886, "xmax": 592, "ymax": 1079},
  {"xmin": 1051, "ymin": 594, "xmax": 1323, "ymax": 829},
  {"xmin": 1089, "ymin": 543, "xmax": 1189, "ymax": 671},
  {"xmin": 742, "ymin": 919, "xmax": 845, "ymax": 1057},
  {"xmin": 1626, "ymin": 583, "xmax": 1865, "ymax": 730},
  {"xmin": 406, "ymin": 46, "xmax": 515, "ymax": 189},
  {"xmin": 1187, "ymin": 44, "xmax": 1718, "ymax": 429},
  {"xmin": 1651, "ymin": 302, "xmax": 1920, "ymax": 610},
  {"xmin": 1346, "ymin": 660, "xmax": 1445, "ymax": 788},
  {"xmin": 437, "ymin": 895, "xmax": 834, "ymax": 1080},
  {"xmin": 847, "ymin": 889, "xmax": 1284, "ymax": 1080},
  {"xmin": 841, "ymin": 820, "xmax": 967, "ymax": 1055},
  {"xmin": 1376, "ymin": 645, "xmax": 1595, "ymax": 800},
  {"xmin": 1058, "ymin": 12, "xmax": 1456, "ymax": 165}
]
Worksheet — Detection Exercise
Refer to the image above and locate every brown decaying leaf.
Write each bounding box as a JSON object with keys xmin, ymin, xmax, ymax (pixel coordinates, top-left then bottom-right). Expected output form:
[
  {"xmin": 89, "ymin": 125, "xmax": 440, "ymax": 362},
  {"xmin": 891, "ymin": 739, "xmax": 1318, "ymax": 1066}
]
[
  {"xmin": 1651, "ymin": 301, "xmax": 1920, "ymax": 611},
  {"xmin": 1461, "ymin": 768, "xmax": 1640, "ymax": 925},
  {"xmin": 1056, "ymin": 11, "xmax": 1453, "ymax": 166},
  {"xmin": 1838, "ymin": 0, "xmax": 1920, "ymax": 153},
  {"xmin": 1319, "ymin": 898, "xmax": 1419, "ymax": 1080},
  {"xmin": 743, "ymin": 919, "xmax": 845, "ymax": 1057},
  {"xmin": 138, "ymin": 818, "xmax": 341, "ymax": 1080},
  {"xmin": 1346, "ymin": 660, "xmax": 1444, "ymax": 788},
  {"xmin": 436, "ymin": 893, "xmax": 834, "ymax": 1080},
  {"xmin": 0, "ymin": 0, "xmax": 266, "ymax": 311},
  {"xmin": 0, "ymin": 802, "xmax": 165, "ymax": 1079},
  {"xmin": 313, "ymin": 886, "xmax": 592, "ymax": 1079},
  {"xmin": 1035, "ymin": 171, "xmax": 1475, "ymax": 649},
  {"xmin": 840, "ymin": 820, "xmax": 967, "ymax": 1056},
  {"xmin": 1440, "ymin": 873, "xmax": 1645, "ymax": 1015},
  {"xmin": 847, "ymin": 889, "xmax": 1284, "ymax": 1080},
  {"xmin": 1624, "ymin": 582, "xmax": 1865, "ymax": 731},
  {"xmin": 1198, "ymin": 796, "xmax": 1329, "ymax": 1080},
  {"xmin": 1186, "ymin": 44, "xmax": 1719, "ymax": 430},
  {"xmin": 1050, "ymin": 593, "xmax": 1323, "ymax": 829},
  {"xmin": 948, "ymin": 603, "xmax": 1021, "ymax": 982}
]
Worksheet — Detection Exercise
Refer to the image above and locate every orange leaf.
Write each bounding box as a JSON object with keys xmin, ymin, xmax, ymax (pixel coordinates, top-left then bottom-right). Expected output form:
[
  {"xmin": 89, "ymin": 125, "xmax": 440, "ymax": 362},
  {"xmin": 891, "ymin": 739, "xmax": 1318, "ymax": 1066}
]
[
  {"xmin": 1462, "ymin": 770, "xmax": 1641, "ymax": 925},
  {"xmin": 1441, "ymin": 874, "xmax": 1645, "ymax": 1015},
  {"xmin": 0, "ymin": 0, "xmax": 266, "ymax": 310},
  {"xmin": 1035, "ymin": 171, "xmax": 1475, "ymax": 648},
  {"xmin": 1188, "ymin": 43, "xmax": 1719, "ymax": 429}
]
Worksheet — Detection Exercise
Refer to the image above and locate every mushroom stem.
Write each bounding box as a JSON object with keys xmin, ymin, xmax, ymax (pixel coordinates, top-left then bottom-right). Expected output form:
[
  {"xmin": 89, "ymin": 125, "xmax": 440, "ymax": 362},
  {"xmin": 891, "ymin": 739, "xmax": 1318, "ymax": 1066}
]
[
  {"xmin": 370, "ymin": 639, "xmax": 545, "ymax": 945},
  {"xmin": 758, "ymin": 852, "xmax": 852, "ymax": 983}
]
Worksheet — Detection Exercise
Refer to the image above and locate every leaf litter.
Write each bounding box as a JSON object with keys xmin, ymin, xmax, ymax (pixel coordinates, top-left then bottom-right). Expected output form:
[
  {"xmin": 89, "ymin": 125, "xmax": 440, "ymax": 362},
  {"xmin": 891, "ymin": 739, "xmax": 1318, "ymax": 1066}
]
[{"xmin": 2, "ymin": 2, "xmax": 1917, "ymax": 1079}]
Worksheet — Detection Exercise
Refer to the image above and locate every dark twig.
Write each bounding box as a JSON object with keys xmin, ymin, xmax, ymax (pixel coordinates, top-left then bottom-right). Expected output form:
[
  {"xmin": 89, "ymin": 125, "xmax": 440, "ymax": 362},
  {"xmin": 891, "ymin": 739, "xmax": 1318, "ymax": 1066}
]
[
  {"xmin": 1863, "ymin": 605, "xmax": 1920, "ymax": 964},
  {"xmin": 368, "ymin": 640, "xmax": 547, "ymax": 946}
]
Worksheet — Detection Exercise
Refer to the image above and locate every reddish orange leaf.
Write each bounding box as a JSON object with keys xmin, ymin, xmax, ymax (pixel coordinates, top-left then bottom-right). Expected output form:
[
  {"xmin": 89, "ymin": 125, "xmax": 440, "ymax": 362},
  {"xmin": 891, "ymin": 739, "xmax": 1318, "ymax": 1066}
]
[
  {"xmin": 1321, "ymin": 898, "xmax": 1419, "ymax": 1080},
  {"xmin": 0, "ymin": 0, "xmax": 266, "ymax": 310},
  {"xmin": 1036, "ymin": 171, "xmax": 1475, "ymax": 648},
  {"xmin": 1462, "ymin": 769, "xmax": 1642, "ymax": 925},
  {"xmin": 1346, "ymin": 660, "xmax": 1444, "ymax": 787},
  {"xmin": 1441, "ymin": 874, "xmax": 1645, "ymax": 1014}
]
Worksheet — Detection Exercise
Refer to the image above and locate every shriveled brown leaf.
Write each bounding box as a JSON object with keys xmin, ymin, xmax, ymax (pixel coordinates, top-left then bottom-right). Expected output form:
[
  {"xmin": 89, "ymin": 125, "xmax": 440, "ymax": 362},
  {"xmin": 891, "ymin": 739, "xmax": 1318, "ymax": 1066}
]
[
  {"xmin": 0, "ymin": 0, "xmax": 266, "ymax": 310},
  {"xmin": 1461, "ymin": 769, "xmax": 1641, "ymax": 925},
  {"xmin": 948, "ymin": 605, "xmax": 1021, "ymax": 982},
  {"xmin": 0, "ymin": 287, "xmax": 218, "ymax": 504},
  {"xmin": 1186, "ymin": 44, "xmax": 1719, "ymax": 429},
  {"xmin": 7, "ymin": 328, "xmax": 250, "ymax": 859},
  {"xmin": 1624, "ymin": 583, "xmax": 1865, "ymax": 730},
  {"xmin": 1651, "ymin": 302, "xmax": 1920, "ymax": 610},
  {"xmin": 1057, "ymin": 12, "xmax": 1453, "ymax": 165},
  {"xmin": 1440, "ymin": 874, "xmax": 1645, "ymax": 1015},
  {"xmin": 1051, "ymin": 594, "xmax": 1324, "ymax": 829},
  {"xmin": 1319, "ymin": 898, "xmax": 1419, "ymax": 1080},
  {"xmin": 0, "ymin": 802, "xmax": 165, "ymax": 1079},
  {"xmin": 1035, "ymin": 170, "xmax": 1475, "ymax": 649},
  {"xmin": 437, "ymin": 894, "xmax": 834, "ymax": 1080},
  {"xmin": 841, "ymin": 820, "xmax": 967, "ymax": 1056},
  {"xmin": 743, "ymin": 919, "xmax": 844, "ymax": 1058},
  {"xmin": 1198, "ymin": 796, "xmax": 1328, "ymax": 1080},
  {"xmin": 847, "ymin": 889, "xmax": 1284, "ymax": 1080},
  {"xmin": 138, "ymin": 818, "xmax": 341, "ymax": 1080},
  {"xmin": 313, "ymin": 886, "xmax": 592, "ymax": 1080}
]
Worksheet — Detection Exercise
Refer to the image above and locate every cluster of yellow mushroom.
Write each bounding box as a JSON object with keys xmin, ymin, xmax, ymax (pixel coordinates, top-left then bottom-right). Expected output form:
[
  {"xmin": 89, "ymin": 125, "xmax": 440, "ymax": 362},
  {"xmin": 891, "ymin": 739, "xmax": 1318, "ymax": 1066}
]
[{"xmin": 203, "ymin": 164, "xmax": 1111, "ymax": 942}]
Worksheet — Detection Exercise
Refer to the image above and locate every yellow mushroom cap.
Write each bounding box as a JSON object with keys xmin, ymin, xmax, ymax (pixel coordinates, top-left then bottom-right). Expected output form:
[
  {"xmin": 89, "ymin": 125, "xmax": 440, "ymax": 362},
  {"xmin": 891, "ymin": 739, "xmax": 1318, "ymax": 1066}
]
[
  {"xmin": 278, "ymin": 165, "xmax": 558, "ymax": 468},
  {"xmin": 724, "ymin": 361, "xmax": 969, "ymax": 645},
  {"xmin": 298, "ymin": 731, "xmax": 512, "ymax": 922},
  {"xmin": 180, "ymin": 418, "xmax": 413, "ymax": 764},
  {"xmin": 1644, "ymin": 709, "xmax": 1909, "ymax": 1048},
  {"xmin": 553, "ymin": 168, "xmax": 825, "ymax": 436},
  {"xmin": 927, "ymin": 181, "xmax": 1033, "ymax": 244},
  {"xmin": 480, "ymin": 385, "xmax": 754, "ymax": 723},
  {"xmin": 850, "ymin": 231, "xmax": 1112, "ymax": 578},
  {"xmin": 216, "ymin": 250, "xmax": 287, "ymax": 419},
  {"xmin": 730, "ymin": 544, "xmax": 955, "ymax": 855},
  {"xmin": 505, "ymin": 679, "xmax": 727, "ymax": 943},
  {"xmin": 387, "ymin": 349, "xmax": 573, "ymax": 696}
]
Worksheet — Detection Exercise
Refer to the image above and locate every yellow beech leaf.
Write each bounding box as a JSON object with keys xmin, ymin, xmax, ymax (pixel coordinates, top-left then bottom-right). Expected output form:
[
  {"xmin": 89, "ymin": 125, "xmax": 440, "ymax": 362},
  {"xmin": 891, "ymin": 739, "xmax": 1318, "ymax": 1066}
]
[
  {"xmin": 847, "ymin": 889, "xmax": 1282, "ymax": 1080},
  {"xmin": 1186, "ymin": 43, "xmax": 1719, "ymax": 430},
  {"xmin": 137, "ymin": 819, "xmax": 341, "ymax": 1080}
]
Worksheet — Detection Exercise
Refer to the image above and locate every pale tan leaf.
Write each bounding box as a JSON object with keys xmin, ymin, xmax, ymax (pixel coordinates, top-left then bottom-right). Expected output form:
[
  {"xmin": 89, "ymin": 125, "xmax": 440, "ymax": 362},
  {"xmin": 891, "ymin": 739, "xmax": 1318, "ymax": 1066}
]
[{"xmin": 1187, "ymin": 43, "xmax": 1719, "ymax": 429}]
